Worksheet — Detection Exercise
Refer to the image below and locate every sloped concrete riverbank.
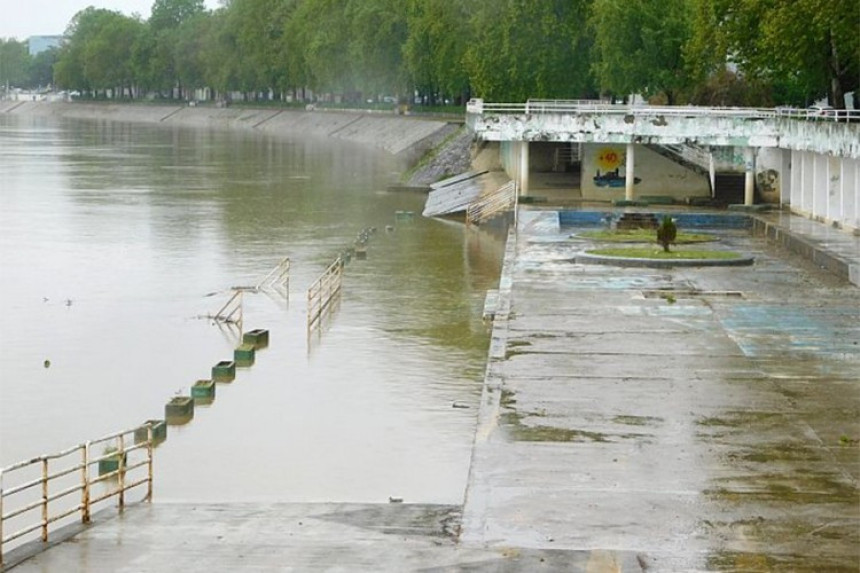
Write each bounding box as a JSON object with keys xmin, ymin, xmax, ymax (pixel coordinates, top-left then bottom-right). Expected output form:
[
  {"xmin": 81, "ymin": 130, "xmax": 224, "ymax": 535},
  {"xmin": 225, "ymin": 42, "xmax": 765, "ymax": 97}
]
[{"xmin": 0, "ymin": 101, "xmax": 462, "ymax": 164}]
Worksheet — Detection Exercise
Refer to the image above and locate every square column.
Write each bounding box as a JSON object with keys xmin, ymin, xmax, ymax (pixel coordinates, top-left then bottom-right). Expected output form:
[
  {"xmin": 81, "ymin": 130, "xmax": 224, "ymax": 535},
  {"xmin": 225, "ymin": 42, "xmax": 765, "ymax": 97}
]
[
  {"xmin": 519, "ymin": 141, "xmax": 530, "ymax": 196},
  {"xmin": 744, "ymin": 147, "xmax": 756, "ymax": 205},
  {"xmin": 625, "ymin": 143, "xmax": 635, "ymax": 201}
]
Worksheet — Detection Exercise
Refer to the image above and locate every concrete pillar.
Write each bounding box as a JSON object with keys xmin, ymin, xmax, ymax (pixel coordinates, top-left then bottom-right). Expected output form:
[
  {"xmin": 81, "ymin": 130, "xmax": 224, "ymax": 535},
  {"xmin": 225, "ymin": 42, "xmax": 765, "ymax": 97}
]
[
  {"xmin": 625, "ymin": 143, "xmax": 635, "ymax": 201},
  {"xmin": 520, "ymin": 141, "xmax": 530, "ymax": 196},
  {"xmin": 744, "ymin": 147, "xmax": 756, "ymax": 205}
]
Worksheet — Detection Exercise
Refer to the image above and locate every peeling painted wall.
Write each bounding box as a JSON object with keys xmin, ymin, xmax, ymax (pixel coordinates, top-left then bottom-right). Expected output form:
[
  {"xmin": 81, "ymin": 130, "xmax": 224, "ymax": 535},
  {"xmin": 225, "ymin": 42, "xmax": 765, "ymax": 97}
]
[
  {"xmin": 790, "ymin": 151, "xmax": 860, "ymax": 232},
  {"xmin": 468, "ymin": 112, "xmax": 860, "ymax": 159},
  {"xmin": 581, "ymin": 144, "xmax": 709, "ymax": 200},
  {"xmin": 754, "ymin": 148, "xmax": 785, "ymax": 204}
]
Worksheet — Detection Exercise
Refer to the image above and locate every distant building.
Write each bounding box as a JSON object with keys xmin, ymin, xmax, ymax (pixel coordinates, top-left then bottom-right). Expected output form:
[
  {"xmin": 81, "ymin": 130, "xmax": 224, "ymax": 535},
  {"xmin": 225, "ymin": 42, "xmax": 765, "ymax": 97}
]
[{"xmin": 27, "ymin": 36, "xmax": 63, "ymax": 56}]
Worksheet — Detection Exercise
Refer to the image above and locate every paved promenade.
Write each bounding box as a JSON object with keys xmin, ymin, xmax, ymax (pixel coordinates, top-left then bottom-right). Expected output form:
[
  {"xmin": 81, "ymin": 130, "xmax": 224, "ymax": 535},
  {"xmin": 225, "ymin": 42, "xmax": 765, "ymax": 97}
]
[
  {"xmin": 6, "ymin": 208, "xmax": 859, "ymax": 572},
  {"xmin": 460, "ymin": 208, "xmax": 859, "ymax": 571}
]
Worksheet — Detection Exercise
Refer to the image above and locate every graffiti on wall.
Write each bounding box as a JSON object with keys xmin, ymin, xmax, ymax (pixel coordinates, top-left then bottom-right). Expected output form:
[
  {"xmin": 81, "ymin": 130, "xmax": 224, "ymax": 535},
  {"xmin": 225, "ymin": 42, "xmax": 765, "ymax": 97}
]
[
  {"xmin": 756, "ymin": 169, "xmax": 779, "ymax": 195},
  {"xmin": 593, "ymin": 146, "xmax": 641, "ymax": 188}
]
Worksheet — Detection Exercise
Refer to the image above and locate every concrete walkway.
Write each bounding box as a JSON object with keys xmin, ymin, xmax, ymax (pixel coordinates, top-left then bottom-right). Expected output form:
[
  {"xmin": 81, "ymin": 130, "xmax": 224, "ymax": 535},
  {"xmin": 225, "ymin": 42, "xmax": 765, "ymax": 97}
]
[
  {"xmin": 460, "ymin": 208, "xmax": 859, "ymax": 571},
  {"xmin": 6, "ymin": 209, "xmax": 859, "ymax": 572}
]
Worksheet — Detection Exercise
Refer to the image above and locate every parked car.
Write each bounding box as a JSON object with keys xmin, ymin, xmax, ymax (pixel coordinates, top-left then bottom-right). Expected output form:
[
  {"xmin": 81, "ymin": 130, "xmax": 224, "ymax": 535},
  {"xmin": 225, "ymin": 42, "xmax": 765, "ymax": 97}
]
[{"xmin": 807, "ymin": 105, "xmax": 836, "ymax": 119}]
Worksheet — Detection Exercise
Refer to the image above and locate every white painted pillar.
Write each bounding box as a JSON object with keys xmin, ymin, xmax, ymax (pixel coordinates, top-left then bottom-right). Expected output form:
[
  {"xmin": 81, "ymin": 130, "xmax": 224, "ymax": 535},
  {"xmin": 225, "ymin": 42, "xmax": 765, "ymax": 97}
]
[
  {"xmin": 625, "ymin": 143, "xmax": 635, "ymax": 201},
  {"xmin": 520, "ymin": 141, "xmax": 530, "ymax": 196},
  {"xmin": 744, "ymin": 147, "xmax": 756, "ymax": 205}
]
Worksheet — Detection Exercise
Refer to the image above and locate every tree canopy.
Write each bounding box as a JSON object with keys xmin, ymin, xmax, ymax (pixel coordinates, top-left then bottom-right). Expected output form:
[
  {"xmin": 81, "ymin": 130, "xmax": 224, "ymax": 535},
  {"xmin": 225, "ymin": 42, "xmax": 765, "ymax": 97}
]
[{"xmin": 3, "ymin": 0, "xmax": 854, "ymax": 108}]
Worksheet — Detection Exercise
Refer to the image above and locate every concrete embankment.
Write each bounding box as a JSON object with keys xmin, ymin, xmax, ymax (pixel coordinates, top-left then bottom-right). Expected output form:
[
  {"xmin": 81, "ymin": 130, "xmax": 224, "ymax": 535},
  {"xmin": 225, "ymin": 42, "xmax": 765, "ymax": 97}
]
[{"xmin": 0, "ymin": 101, "xmax": 461, "ymax": 163}]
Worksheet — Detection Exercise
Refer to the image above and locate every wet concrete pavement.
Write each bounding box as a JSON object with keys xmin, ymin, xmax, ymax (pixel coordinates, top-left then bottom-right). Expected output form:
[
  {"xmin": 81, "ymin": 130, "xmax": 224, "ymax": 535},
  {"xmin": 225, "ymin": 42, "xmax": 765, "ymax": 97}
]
[{"xmin": 6, "ymin": 208, "xmax": 859, "ymax": 572}]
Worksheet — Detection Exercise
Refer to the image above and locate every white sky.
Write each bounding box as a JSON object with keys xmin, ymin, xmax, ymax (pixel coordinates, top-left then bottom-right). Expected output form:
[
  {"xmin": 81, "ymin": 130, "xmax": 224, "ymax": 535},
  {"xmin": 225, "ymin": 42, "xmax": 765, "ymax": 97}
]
[{"xmin": 0, "ymin": 0, "xmax": 221, "ymax": 40}]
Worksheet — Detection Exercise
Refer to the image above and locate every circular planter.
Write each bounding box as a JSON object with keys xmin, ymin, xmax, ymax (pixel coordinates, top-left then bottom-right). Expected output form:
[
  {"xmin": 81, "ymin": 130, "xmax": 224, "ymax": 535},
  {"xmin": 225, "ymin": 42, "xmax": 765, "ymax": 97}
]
[{"xmin": 576, "ymin": 251, "xmax": 754, "ymax": 268}]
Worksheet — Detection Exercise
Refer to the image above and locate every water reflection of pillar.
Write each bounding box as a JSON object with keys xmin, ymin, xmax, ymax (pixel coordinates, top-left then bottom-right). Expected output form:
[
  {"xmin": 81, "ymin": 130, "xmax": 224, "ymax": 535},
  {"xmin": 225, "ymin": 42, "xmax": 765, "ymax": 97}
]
[
  {"xmin": 744, "ymin": 146, "xmax": 756, "ymax": 205},
  {"xmin": 625, "ymin": 142, "xmax": 635, "ymax": 201}
]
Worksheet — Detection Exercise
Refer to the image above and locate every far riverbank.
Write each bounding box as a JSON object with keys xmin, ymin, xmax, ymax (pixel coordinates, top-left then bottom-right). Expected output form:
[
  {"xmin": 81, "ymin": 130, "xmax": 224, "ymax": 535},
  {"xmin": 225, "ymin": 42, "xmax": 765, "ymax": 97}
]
[{"xmin": 0, "ymin": 100, "xmax": 467, "ymax": 172}]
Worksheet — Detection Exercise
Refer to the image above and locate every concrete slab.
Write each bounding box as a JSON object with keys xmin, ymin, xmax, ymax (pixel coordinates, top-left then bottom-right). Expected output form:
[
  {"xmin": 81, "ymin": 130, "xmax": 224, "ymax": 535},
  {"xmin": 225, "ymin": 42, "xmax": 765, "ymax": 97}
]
[{"xmin": 461, "ymin": 211, "xmax": 860, "ymax": 571}]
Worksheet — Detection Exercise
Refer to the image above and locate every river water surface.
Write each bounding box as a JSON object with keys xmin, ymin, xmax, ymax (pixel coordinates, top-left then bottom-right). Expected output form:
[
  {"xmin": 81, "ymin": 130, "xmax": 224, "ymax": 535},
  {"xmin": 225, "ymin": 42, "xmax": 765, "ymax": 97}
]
[{"xmin": 0, "ymin": 114, "xmax": 503, "ymax": 504}]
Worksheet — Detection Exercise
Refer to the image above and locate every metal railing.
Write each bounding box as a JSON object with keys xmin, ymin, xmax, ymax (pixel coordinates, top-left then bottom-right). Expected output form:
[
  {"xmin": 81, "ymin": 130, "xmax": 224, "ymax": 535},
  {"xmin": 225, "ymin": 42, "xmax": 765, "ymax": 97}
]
[
  {"xmin": 254, "ymin": 257, "xmax": 290, "ymax": 298},
  {"xmin": 466, "ymin": 99, "xmax": 860, "ymax": 123},
  {"xmin": 467, "ymin": 181, "xmax": 517, "ymax": 225},
  {"xmin": 208, "ymin": 289, "xmax": 243, "ymax": 330},
  {"xmin": 0, "ymin": 423, "xmax": 155, "ymax": 567},
  {"xmin": 232, "ymin": 257, "xmax": 291, "ymax": 300},
  {"xmin": 307, "ymin": 257, "xmax": 344, "ymax": 332},
  {"xmin": 660, "ymin": 142, "xmax": 713, "ymax": 171}
]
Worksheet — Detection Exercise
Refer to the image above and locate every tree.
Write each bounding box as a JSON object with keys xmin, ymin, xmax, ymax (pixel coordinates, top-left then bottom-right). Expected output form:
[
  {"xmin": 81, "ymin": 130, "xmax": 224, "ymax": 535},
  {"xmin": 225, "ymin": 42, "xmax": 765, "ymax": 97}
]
[
  {"xmin": 230, "ymin": 0, "xmax": 293, "ymax": 96},
  {"xmin": 656, "ymin": 216, "xmax": 677, "ymax": 252},
  {"xmin": 149, "ymin": 0, "xmax": 206, "ymax": 30},
  {"xmin": 54, "ymin": 8, "xmax": 116, "ymax": 94},
  {"xmin": 403, "ymin": 0, "xmax": 470, "ymax": 104},
  {"xmin": 284, "ymin": 0, "xmax": 353, "ymax": 96},
  {"xmin": 685, "ymin": 0, "xmax": 859, "ymax": 108},
  {"xmin": 28, "ymin": 47, "xmax": 59, "ymax": 88},
  {"xmin": 82, "ymin": 12, "xmax": 145, "ymax": 95},
  {"xmin": 345, "ymin": 0, "xmax": 408, "ymax": 99},
  {"xmin": 148, "ymin": 0, "xmax": 208, "ymax": 96},
  {"xmin": 198, "ymin": 8, "xmax": 241, "ymax": 97},
  {"xmin": 464, "ymin": 0, "xmax": 594, "ymax": 102},
  {"xmin": 590, "ymin": 0, "xmax": 692, "ymax": 104},
  {"xmin": 0, "ymin": 39, "xmax": 30, "ymax": 90}
]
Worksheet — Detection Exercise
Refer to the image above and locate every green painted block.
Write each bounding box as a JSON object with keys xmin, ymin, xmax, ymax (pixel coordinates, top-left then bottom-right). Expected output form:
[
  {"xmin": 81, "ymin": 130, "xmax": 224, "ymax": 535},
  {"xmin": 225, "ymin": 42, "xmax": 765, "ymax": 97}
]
[
  {"xmin": 191, "ymin": 379, "xmax": 216, "ymax": 403},
  {"xmin": 134, "ymin": 419, "xmax": 167, "ymax": 445},
  {"xmin": 212, "ymin": 360, "xmax": 236, "ymax": 382},
  {"xmin": 98, "ymin": 450, "xmax": 126, "ymax": 476},
  {"xmin": 165, "ymin": 396, "xmax": 194, "ymax": 424},
  {"xmin": 640, "ymin": 195, "xmax": 676, "ymax": 205},
  {"xmin": 234, "ymin": 344, "xmax": 256, "ymax": 367},
  {"xmin": 243, "ymin": 329, "xmax": 269, "ymax": 349}
]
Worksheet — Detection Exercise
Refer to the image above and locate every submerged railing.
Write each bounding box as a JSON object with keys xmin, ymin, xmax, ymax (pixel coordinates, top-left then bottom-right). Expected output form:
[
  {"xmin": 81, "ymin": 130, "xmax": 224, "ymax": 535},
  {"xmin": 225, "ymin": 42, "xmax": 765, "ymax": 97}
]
[
  {"xmin": 208, "ymin": 289, "xmax": 244, "ymax": 331},
  {"xmin": 0, "ymin": 424, "xmax": 155, "ymax": 568},
  {"xmin": 307, "ymin": 257, "xmax": 344, "ymax": 332}
]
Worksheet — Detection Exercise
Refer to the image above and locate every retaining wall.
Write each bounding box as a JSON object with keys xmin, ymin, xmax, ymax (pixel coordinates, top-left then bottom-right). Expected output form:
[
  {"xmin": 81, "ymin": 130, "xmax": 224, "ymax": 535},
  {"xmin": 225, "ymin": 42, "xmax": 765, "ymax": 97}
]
[{"xmin": 0, "ymin": 101, "xmax": 457, "ymax": 162}]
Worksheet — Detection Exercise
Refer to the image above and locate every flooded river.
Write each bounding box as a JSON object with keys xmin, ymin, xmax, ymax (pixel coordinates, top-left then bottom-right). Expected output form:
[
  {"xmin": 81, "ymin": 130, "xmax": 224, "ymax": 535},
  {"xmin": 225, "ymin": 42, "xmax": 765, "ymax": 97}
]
[{"xmin": 0, "ymin": 114, "xmax": 503, "ymax": 504}]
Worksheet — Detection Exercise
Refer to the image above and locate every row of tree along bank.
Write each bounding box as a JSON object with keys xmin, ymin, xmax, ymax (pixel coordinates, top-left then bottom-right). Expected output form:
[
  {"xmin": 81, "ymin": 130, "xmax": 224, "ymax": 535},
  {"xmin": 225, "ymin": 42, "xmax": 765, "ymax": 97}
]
[{"xmin": 1, "ymin": 0, "xmax": 857, "ymax": 110}]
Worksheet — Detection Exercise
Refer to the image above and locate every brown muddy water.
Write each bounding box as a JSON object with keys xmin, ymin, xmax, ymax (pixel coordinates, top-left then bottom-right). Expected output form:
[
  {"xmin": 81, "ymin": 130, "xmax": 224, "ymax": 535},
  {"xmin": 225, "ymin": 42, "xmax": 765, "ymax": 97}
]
[{"xmin": 0, "ymin": 114, "xmax": 503, "ymax": 503}]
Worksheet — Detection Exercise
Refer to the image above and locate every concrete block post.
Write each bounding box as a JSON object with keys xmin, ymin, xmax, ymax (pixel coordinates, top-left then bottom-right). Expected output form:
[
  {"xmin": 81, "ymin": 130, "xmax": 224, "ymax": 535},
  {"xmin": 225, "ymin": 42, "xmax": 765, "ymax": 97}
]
[
  {"xmin": 625, "ymin": 143, "xmax": 635, "ymax": 201},
  {"xmin": 745, "ymin": 147, "xmax": 756, "ymax": 205}
]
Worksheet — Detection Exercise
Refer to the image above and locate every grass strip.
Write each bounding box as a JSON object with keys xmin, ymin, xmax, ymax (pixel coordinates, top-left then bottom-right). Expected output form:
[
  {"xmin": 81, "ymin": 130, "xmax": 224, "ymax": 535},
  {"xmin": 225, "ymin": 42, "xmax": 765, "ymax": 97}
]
[{"xmin": 588, "ymin": 248, "xmax": 742, "ymax": 260}]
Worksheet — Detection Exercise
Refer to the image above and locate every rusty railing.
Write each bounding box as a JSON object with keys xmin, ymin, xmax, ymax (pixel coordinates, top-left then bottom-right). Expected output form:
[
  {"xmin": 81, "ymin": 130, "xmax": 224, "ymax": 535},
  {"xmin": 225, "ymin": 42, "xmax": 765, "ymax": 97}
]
[
  {"xmin": 0, "ymin": 423, "xmax": 155, "ymax": 567},
  {"xmin": 307, "ymin": 257, "xmax": 344, "ymax": 332}
]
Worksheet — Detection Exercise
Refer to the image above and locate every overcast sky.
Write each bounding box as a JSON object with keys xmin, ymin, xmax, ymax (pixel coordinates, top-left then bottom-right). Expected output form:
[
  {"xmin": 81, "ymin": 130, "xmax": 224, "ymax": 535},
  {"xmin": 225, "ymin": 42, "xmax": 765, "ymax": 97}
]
[{"xmin": 0, "ymin": 0, "xmax": 220, "ymax": 40}]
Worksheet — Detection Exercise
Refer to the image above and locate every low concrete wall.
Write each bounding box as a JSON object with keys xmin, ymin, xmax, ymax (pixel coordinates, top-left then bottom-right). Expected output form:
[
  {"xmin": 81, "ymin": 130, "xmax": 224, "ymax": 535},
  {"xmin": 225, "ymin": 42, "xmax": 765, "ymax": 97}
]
[{"xmin": 1, "ymin": 101, "xmax": 457, "ymax": 162}]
